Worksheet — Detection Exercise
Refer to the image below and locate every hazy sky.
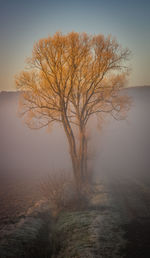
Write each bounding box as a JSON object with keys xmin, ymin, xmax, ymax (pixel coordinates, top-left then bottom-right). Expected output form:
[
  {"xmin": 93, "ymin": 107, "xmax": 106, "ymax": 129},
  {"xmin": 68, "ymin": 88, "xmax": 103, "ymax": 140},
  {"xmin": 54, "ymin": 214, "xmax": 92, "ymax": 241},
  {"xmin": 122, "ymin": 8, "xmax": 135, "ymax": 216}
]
[{"xmin": 1, "ymin": 0, "xmax": 150, "ymax": 91}]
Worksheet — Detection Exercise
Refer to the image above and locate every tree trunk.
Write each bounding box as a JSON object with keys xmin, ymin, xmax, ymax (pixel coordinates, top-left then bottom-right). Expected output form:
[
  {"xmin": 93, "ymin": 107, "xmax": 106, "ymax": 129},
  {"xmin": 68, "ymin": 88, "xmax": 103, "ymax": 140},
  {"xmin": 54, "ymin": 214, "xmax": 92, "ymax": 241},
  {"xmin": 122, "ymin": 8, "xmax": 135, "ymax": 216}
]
[
  {"xmin": 70, "ymin": 129, "xmax": 89, "ymax": 192},
  {"xmin": 61, "ymin": 111, "xmax": 89, "ymax": 196},
  {"xmin": 61, "ymin": 112, "xmax": 81, "ymax": 192}
]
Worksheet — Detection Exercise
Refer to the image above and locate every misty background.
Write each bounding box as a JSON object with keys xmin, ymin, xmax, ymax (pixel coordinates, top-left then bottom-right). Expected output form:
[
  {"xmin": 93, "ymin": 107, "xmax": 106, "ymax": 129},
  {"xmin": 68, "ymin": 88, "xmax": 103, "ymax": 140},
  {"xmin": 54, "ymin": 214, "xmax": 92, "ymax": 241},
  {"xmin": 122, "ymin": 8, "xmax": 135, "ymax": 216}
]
[{"xmin": 0, "ymin": 86, "xmax": 150, "ymax": 181}]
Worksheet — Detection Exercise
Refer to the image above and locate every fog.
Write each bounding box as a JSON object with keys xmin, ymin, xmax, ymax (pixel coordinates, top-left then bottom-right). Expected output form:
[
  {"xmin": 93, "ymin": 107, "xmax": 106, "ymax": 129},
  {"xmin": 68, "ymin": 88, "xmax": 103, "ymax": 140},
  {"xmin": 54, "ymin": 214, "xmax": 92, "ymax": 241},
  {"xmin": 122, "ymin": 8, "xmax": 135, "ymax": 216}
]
[
  {"xmin": 0, "ymin": 92, "xmax": 71, "ymax": 179},
  {"xmin": 0, "ymin": 86, "xmax": 150, "ymax": 181},
  {"xmin": 93, "ymin": 86, "xmax": 150, "ymax": 180}
]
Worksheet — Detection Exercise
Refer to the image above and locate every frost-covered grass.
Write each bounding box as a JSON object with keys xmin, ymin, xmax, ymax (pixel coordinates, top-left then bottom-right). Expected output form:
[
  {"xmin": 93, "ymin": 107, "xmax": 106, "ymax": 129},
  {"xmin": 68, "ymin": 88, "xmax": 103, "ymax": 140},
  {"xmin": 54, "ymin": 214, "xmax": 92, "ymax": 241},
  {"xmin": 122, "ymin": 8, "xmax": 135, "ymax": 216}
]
[
  {"xmin": 0, "ymin": 199, "xmax": 52, "ymax": 258},
  {"xmin": 0, "ymin": 179, "xmax": 127, "ymax": 257},
  {"xmin": 53, "ymin": 210, "xmax": 100, "ymax": 257},
  {"xmin": 52, "ymin": 181, "xmax": 126, "ymax": 258}
]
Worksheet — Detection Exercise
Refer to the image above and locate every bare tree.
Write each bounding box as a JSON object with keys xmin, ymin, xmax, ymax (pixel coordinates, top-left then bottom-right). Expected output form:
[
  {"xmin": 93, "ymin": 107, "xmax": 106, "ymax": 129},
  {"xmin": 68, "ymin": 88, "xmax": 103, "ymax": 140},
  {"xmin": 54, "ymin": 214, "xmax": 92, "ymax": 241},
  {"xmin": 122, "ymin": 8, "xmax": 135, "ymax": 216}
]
[{"xmin": 16, "ymin": 32, "xmax": 131, "ymax": 194}]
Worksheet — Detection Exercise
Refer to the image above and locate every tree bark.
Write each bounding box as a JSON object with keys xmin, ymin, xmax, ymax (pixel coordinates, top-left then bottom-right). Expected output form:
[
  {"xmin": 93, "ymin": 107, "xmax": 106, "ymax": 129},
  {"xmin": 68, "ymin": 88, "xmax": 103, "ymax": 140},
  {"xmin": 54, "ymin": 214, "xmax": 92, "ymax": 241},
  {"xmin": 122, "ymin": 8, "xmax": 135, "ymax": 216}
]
[
  {"xmin": 61, "ymin": 103, "xmax": 89, "ymax": 195},
  {"xmin": 79, "ymin": 127, "xmax": 87, "ymax": 183}
]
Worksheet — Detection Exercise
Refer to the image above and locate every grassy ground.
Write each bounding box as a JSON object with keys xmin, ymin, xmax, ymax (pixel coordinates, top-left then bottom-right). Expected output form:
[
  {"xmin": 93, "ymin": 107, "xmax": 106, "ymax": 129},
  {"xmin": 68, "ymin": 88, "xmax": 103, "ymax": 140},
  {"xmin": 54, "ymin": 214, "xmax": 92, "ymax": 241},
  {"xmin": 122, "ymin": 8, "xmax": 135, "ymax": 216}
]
[
  {"xmin": 52, "ymin": 181, "xmax": 126, "ymax": 258},
  {"xmin": 0, "ymin": 179, "xmax": 128, "ymax": 258},
  {"xmin": 0, "ymin": 199, "xmax": 53, "ymax": 258}
]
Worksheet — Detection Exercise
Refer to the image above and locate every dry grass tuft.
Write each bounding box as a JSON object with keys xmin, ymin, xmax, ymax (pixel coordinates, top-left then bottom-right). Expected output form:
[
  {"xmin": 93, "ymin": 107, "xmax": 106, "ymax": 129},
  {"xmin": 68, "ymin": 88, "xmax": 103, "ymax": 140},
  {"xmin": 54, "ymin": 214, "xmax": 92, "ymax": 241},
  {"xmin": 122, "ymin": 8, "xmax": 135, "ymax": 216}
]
[{"xmin": 40, "ymin": 170, "xmax": 80, "ymax": 216}]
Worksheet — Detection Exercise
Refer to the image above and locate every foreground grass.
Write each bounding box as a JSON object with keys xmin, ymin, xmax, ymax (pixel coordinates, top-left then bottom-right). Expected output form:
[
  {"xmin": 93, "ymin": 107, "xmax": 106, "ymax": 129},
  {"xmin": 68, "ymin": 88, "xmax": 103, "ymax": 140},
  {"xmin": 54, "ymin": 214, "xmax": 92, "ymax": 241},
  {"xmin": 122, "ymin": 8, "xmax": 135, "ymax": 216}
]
[
  {"xmin": 0, "ymin": 181, "xmax": 126, "ymax": 258},
  {"xmin": 53, "ymin": 210, "xmax": 100, "ymax": 257},
  {"xmin": 52, "ymin": 182, "xmax": 126, "ymax": 258}
]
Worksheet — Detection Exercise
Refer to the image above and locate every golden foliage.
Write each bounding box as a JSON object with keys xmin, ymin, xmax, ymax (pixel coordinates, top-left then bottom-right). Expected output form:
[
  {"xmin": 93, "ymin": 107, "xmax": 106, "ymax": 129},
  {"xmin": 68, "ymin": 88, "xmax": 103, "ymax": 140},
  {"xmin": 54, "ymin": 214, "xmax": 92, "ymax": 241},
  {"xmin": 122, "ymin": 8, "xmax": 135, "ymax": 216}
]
[{"xmin": 16, "ymin": 31, "xmax": 131, "ymax": 129}]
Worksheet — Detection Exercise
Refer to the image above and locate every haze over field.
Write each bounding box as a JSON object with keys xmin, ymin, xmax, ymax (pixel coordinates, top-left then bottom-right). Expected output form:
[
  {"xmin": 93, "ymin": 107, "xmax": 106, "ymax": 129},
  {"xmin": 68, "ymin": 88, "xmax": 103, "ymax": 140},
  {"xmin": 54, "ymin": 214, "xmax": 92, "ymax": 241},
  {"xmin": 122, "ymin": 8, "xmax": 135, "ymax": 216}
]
[{"xmin": 0, "ymin": 86, "xmax": 150, "ymax": 180}]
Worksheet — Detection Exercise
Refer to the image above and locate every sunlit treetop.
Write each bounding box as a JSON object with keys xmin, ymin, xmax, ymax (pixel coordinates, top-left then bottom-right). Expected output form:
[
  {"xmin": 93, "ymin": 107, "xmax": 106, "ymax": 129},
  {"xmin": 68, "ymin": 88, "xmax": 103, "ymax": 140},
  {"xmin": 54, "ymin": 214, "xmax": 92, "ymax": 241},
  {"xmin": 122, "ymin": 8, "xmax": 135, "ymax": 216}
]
[{"xmin": 16, "ymin": 31, "xmax": 131, "ymax": 129}]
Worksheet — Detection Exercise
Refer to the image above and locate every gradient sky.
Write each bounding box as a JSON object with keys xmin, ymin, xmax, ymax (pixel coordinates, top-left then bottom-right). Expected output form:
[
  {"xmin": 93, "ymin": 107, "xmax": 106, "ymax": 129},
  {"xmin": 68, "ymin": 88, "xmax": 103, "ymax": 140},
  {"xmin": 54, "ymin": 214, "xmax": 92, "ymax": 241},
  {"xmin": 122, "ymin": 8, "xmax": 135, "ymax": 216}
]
[{"xmin": 1, "ymin": 0, "xmax": 150, "ymax": 91}]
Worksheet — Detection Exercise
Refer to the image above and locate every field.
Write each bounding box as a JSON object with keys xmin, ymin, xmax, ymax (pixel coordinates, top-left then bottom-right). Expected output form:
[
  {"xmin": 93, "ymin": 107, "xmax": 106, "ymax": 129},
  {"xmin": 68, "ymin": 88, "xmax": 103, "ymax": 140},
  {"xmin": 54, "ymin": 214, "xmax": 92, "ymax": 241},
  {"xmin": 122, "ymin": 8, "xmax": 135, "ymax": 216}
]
[
  {"xmin": 0, "ymin": 176, "xmax": 42, "ymax": 229},
  {"xmin": 0, "ymin": 172, "xmax": 150, "ymax": 257},
  {"xmin": 100, "ymin": 172, "xmax": 150, "ymax": 258}
]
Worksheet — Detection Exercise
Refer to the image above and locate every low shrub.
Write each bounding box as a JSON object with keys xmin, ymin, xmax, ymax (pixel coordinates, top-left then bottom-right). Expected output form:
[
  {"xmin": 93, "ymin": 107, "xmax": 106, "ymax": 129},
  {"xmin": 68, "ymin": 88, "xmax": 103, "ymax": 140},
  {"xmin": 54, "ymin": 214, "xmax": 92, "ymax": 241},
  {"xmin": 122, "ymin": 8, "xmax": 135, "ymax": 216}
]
[{"xmin": 40, "ymin": 170, "xmax": 78, "ymax": 216}]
